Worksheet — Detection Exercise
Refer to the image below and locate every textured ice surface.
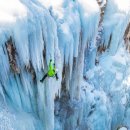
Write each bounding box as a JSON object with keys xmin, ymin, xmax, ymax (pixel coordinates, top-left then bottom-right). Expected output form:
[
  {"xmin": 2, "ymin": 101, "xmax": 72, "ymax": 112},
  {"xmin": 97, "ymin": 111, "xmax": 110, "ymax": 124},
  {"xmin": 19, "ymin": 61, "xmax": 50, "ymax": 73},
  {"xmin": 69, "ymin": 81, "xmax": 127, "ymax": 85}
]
[{"xmin": 0, "ymin": 0, "xmax": 129, "ymax": 130}]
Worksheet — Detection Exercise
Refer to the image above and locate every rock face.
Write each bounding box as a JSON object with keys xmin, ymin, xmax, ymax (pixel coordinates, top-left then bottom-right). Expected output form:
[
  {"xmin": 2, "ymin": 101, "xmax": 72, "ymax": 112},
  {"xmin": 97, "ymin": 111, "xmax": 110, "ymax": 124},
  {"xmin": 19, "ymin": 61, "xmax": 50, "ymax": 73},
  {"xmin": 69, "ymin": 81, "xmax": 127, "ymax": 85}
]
[
  {"xmin": 0, "ymin": 0, "xmax": 130, "ymax": 130},
  {"xmin": 124, "ymin": 23, "xmax": 130, "ymax": 51}
]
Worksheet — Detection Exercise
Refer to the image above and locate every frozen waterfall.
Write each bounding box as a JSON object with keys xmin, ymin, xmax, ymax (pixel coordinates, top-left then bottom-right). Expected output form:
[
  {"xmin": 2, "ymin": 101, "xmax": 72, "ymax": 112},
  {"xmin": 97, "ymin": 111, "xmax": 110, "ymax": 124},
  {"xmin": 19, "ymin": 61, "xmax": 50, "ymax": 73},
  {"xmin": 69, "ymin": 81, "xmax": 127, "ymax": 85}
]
[{"xmin": 0, "ymin": 0, "xmax": 130, "ymax": 130}]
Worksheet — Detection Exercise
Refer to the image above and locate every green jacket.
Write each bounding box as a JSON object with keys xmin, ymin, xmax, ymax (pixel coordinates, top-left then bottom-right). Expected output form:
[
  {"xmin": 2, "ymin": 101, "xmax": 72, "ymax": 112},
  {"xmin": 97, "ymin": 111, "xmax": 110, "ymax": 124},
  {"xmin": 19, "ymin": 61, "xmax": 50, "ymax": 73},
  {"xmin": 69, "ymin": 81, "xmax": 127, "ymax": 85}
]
[{"xmin": 47, "ymin": 60, "xmax": 56, "ymax": 77}]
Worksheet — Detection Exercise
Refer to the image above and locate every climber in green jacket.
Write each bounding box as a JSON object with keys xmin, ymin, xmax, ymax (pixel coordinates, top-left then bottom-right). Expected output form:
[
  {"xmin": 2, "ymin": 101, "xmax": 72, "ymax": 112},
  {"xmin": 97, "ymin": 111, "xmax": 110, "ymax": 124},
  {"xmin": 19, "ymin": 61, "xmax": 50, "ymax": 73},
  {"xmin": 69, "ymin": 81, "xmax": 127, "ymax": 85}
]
[{"xmin": 40, "ymin": 59, "xmax": 58, "ymax": 82}]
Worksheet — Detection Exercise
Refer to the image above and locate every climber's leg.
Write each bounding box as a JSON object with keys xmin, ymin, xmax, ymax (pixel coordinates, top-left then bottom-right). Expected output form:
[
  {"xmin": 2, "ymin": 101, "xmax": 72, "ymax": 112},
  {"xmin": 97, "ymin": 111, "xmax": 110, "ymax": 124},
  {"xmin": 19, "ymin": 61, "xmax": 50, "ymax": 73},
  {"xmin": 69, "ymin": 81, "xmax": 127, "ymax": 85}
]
[
  {"xmin": 40, "ymin": 74, "xmax": 48, "ymax": 82},
  {"xmin": 55, "ymin": 73, "xmax": 59, "ymax": 80}
]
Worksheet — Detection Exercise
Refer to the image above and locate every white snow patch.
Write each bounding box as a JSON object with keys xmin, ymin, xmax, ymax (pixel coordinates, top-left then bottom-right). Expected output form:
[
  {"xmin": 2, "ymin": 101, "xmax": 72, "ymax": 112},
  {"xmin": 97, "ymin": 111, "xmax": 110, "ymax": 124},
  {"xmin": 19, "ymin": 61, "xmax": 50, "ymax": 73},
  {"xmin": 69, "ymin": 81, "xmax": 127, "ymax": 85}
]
[
  {"xmin": 0, "ymin": 0, "xmax": 27, "ymax": 25},
  {"xmin": 114, "ymin": 0, "xmax": 130, "ymax": 13},
  {"xmin": 78, "ymin": 0, "xmax": 99, "ymax": 14},
  {"xmin": 118, "ymin": 127, "xmax": 128, "ymax": 130}
]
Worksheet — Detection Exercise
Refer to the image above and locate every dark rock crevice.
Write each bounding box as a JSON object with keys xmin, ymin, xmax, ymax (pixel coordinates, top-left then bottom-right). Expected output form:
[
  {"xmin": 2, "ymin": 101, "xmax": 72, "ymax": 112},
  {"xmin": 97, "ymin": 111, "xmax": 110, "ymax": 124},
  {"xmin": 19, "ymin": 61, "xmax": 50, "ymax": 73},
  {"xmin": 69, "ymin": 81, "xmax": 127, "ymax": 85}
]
[
  {"xmin": 124, "ymin": 23, "xmax": 130, "ymax": 51},
  {"xmin": 5, "ymin": 37, "xmax": 20, "ymax": 74}
]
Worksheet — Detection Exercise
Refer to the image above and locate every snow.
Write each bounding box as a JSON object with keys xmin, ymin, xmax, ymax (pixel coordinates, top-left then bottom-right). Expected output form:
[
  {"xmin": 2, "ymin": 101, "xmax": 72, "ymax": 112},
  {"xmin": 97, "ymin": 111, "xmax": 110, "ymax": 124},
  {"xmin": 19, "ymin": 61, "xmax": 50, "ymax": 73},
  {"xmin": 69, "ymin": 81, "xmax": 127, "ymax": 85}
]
[
  {"xmin": 0, "ymin": 0, "xmax": 27, "ymax": 25},
  {"xmin": 118, "ymin": 127, "xmax": 128, "ymax": 130},
  {"xmin": 78, "ymin": 0, "xmax": 99, "ymax": 14},
  {"xmin": 114, "ymin": 0, "xmax": 130, "ymax": 13}
]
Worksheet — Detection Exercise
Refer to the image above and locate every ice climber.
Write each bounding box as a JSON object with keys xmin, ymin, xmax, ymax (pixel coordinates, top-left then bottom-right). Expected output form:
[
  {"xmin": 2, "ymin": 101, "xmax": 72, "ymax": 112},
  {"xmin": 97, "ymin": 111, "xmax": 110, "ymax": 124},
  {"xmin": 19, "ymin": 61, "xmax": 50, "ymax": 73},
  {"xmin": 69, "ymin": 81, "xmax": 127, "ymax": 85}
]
[{"xmin": 40, "ymin": 59, "xmax": 58, "ymax": 82}]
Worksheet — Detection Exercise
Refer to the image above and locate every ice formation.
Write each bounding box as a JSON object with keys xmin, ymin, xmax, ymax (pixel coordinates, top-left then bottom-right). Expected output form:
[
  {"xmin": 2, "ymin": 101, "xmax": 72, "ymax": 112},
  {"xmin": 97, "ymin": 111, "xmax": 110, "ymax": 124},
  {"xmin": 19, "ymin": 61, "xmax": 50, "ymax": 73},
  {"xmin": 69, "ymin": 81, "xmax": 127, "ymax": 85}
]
[{"xmin": 0, "ymin": 0, "xmax": 130, "ymax": 130}]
